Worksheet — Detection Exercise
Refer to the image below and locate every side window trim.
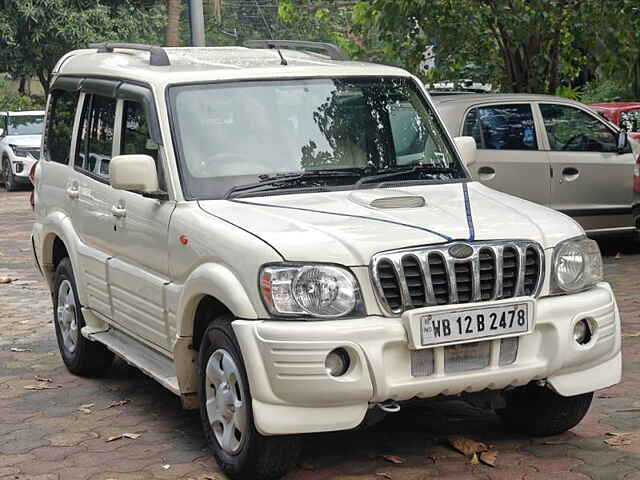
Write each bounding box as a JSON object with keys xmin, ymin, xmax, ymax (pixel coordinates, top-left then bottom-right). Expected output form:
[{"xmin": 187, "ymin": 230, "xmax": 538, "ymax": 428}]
[
  {"xmin": 112, "ymin": 99, "xmax": 124, "ymax": 157},
  {"xmin": 68, "ymin": 92, "xmax": 88, "ymax": 167}
]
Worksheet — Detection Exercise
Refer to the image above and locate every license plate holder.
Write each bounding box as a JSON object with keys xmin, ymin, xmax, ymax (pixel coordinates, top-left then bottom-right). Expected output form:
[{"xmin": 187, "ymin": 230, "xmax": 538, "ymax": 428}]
[{"xmin": 402, "ymin": 298, "xmax": 534, "ymax": 349}]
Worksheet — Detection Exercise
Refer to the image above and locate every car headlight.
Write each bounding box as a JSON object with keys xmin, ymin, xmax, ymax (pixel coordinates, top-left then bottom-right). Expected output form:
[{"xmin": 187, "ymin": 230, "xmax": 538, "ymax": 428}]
[
  {"xmin": 259, "ymin": 264, "xmax": 363, "ymax": 318},
  {"xmin": 552, "ymin": 236, "xmax": 603, "ymax": 294},
  {"xmin": 9, "ymin": 145, "xmax": 30, "ymax": 157}
]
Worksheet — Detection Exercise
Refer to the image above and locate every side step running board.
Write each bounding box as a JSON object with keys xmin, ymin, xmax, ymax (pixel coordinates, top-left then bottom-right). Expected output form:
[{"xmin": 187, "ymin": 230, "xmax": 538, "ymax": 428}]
[{"xmin": 90, "ymin": 329, "xmax": 180, "ymax": 395}]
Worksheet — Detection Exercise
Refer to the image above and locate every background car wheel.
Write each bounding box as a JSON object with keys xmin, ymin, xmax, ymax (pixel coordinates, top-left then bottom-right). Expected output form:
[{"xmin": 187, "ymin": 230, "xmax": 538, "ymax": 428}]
[
  {"xmin": 497, "ymin": 382, "xmax": 593, "ymax": 436},
  {"xmin": 52, "ymin": 258, "xmax": 114, "ymax": 376},
  {"xmin": 199, "ymin": 319, "xmax": 302, "ymax": 480},
  {"xmin": 2, "ymin": 157, "xmax": 17, "ymax": 191}
]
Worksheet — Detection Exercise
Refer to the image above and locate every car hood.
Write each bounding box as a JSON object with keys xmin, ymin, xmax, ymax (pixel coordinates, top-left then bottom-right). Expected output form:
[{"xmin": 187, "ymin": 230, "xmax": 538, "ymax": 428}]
[
  {"xmin": 2, "ymin": 135, "xmax": 41, "ymax": 147},
  {"xmin": 198, "ymin": 182, "xmax": 582, "ymax": 266}
]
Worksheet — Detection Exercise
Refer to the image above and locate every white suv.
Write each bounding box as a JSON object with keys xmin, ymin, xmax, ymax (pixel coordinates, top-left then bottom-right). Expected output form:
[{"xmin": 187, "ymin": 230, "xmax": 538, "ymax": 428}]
[
  {"xmin": 32, "ymin": 42, "xmax": 622, "ymax": 480},
  {"xmin": 1, "ymin": 110, "xmax": 45, "ymax": 190}
]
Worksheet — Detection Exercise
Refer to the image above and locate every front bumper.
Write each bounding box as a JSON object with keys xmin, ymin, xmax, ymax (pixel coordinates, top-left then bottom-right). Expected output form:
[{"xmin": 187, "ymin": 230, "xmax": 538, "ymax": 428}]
[{"xmin": 233, "ymin": 282, "xmax": 621, "ymax": 435}]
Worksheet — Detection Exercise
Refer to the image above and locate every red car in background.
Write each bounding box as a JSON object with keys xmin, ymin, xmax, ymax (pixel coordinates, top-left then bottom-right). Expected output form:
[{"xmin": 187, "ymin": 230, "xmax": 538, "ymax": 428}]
[
  {"xmin": 589, "ymin": 103, "xmax": 640, "ymax": 233},
  {"xmin": 589, "ymin": 102, "xmax": 640, "ymax": 140}
]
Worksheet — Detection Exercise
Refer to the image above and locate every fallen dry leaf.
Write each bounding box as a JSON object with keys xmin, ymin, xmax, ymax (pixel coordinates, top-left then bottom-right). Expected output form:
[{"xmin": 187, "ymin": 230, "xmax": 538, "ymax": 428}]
[
  {"xmin": 382, "ymin": 454, "xmax": 405, "ymax": 465},
  {"xmin": 10, "ymin": 347, "xmax": 31, "ymax": 352},
  {"xmin": 480, "ymin": 450, "xmax": 498, "ymax": 467},
  {"xmin": 34, "ymin": 375, "xmax": 52, "ymax": 383},
  {"xmin": 597, "ymin": 392, "xmax": 620, "ymax": 398},
  {"xmin": 623, "ymin": 332, "xmax": 640, "ymax": 338},
  {"xmin": 470, "ymin": 453, "xmax": 480, "ymax": 465},
  {"xmin": 106, "ymin": 432, "xmax": 142, "ymax": 442},
  {"xmin": 78, "ymin": 403, "xmax": 94, "ymax": 414},
  {"xmin": 0, "ymin": 276, "xmax": 15, "ymax": 284},
  {"xmin": 605, "ymin": 432, "xmax": 634, "ymax": 446},
  {"xmin": 542, "ymin": 440, "xmax": 567, "ymax": 445},
  {"xmin": 24, "ymin": 383, "xmax": 61, "ymax": 390},
  {"xmin": 448, "ymin": 436, "xmax": 489, "ymax": 457},
  {"xmin": 616, "ymin": 408, "xmax": 640, "ymax": 413},
  {"xmin": 298, "ymin": 463, "xmax": 315, "ymax": 471},
  {"xmin": 375, "ymin": 473, "xmax": 393, "ymax": 479},
  {"xmin": 105, "ymin": 399, "xmax": 129, "ymax": 409}
]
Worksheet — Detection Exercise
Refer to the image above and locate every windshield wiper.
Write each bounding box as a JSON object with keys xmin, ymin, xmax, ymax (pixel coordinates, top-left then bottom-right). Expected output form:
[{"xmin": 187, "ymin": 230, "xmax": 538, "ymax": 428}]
[
  {"xmin": 223, "ymin": 169, "xmax": 365, "ymax": 199},
  {"xmin": 354, "ymin": 164, "xmax": 457, "ymax": 189}
]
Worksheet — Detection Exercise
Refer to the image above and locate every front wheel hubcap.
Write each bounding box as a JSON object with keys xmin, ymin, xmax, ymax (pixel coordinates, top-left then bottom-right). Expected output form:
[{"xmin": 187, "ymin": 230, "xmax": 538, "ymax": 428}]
[
  {"xmin": 56, "ymin": 280, "xmax": 78, "ymax": 354},
  {"xmin": 205, "ymin": 349, "xmax": 247, "ymax": 454}
]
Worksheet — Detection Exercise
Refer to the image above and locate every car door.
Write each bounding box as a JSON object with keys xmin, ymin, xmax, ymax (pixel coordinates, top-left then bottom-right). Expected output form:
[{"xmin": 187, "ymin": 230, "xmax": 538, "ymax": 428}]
[
  {"xmin": 537, "ymin": 102, "xmax": 635, "ymax": 232},
  {"xmin": 105, "ymin": 87, "xmax": 175, "ymax": 351},
  {"xmin": 69, "ymin": 89, "xmax": 119, "ymax": 319},
  {"xmin": 461, "ymin": 103, "xmax": 550, "ymax": 206}
]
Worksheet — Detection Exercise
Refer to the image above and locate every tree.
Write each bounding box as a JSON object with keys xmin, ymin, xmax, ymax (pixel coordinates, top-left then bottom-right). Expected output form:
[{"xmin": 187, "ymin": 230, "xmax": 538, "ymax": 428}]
[
  {"xmin": 354, "ymin": 0, "xmax": 605, "ymax": 94},
  {"xmin": 166, "ymin": 0, "xmax": 182, "ymax": 46},
  {"xmin": 0, "ymin": 1, "xmax": 166, "ymax": 95}
]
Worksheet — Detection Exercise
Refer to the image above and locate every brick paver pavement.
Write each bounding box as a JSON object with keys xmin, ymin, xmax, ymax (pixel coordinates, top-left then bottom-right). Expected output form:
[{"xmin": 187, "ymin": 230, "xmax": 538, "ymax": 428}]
[{"xmin": 1, "ymin": 188, "xmax": 639, "ymax": 480}]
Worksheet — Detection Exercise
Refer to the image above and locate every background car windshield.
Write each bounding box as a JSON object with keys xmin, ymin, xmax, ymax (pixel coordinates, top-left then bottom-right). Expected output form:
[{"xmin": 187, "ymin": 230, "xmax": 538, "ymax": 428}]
[
  {"xmin": 169, "ymin": 77, "xmax": 463, "ymax": 199},
  {"xmin": 7, "ymin": 115, "xmax": 44, "ymax": 135}
]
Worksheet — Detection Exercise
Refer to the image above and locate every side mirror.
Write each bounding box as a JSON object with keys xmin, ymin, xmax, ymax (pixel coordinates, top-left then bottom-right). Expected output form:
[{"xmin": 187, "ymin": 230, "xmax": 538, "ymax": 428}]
[
  {"xmin": 454, "ymin": 136, "xmax": 477, "ymax": 167},
  {"xmin": 110, "ymin": 154, "xmax": 159, "ymax": 193},
  {"xmin": 617, "ymin": 130, "xmax": 629, "ymax": 153}
]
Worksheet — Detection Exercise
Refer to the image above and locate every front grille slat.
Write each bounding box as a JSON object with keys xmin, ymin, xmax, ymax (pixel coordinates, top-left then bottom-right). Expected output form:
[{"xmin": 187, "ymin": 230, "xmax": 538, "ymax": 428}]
[{"xmin": 373, "ymin": 241, "xmax": 543, "ymax": 315}]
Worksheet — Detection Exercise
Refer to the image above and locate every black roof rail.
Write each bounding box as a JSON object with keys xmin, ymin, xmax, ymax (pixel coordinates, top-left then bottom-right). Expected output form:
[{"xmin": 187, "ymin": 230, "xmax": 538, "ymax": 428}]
[
  {"xmin": 88, "ymin": 43, "xmax": 171, "ymax": 67},
  {"xmin": 244, "ymin": 39, "xmax": 349, "ymax": 61}
]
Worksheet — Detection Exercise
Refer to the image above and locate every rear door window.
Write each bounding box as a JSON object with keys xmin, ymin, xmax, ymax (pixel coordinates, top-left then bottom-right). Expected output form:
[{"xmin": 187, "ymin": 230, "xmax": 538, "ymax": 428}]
[
  {"xmin": 45, "ymin": 90, "xmax": 79, "ymax": 164},
  {"xmin": 463, "ymin": 104, "xmax": 538, "ymax": 150},
  {"xmin": 75, "ymin": 94, "xmax": 116, "ymax": 180},
  {"xmin": 620, "ymin": 109, "xmax": 640, "ymax": 133}
]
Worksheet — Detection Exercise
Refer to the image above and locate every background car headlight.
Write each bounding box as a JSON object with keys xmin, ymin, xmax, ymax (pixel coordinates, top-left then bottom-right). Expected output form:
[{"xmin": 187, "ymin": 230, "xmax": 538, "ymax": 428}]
[
  {"xmin": 260, "ymin": 264, "xmax": 363, "ymax": 318},
  {"xmin": 9, "ymin": 145, "xmax": 30, "ymax": 157},
  {"xmin": 552, "ymin": 237, "xmax": 603, "ymax": 293}
]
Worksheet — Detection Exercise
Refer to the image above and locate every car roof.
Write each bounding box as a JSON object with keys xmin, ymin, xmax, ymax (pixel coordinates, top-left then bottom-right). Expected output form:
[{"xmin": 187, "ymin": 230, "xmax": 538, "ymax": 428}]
[
  {"xmin": 1, "ymin": 110, "xmax": 45, "ymax": 116},
  {"xmin": 54, "ymin": 46, "xmax": 411, "ymax": 88}
]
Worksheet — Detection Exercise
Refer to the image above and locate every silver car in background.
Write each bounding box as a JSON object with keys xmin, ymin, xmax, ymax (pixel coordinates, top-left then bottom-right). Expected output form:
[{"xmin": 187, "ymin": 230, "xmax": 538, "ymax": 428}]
[
  {"xmin": 0, "ymin": 110, "xmax": 45, "ymax": 191},
  {"xmin": 434, "ymin": 94, "xmax": 636, "ymax": 236}
]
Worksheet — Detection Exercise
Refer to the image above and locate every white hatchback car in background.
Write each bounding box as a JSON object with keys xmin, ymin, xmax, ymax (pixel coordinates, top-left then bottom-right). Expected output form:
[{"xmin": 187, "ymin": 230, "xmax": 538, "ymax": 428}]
[
  {"xmin": 32, "ymin": 42, "xmax": 622, "ymax": 480},
  {"xmin": 0, "ymin": 110, "xmax": 44, "ymax": 191}
]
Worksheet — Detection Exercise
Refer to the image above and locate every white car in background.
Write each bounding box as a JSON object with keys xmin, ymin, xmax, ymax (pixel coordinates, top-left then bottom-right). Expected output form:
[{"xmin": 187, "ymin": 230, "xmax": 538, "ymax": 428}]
[{"xmin": 1, "ymin": 110, "xmax": 45, "ymax": 191}]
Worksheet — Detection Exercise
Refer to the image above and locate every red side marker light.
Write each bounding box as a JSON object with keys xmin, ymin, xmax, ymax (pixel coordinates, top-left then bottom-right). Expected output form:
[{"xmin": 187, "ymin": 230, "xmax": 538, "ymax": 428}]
[{"xmin": 179, "ymin": 235, "xmax": 189, "ymax": 245}]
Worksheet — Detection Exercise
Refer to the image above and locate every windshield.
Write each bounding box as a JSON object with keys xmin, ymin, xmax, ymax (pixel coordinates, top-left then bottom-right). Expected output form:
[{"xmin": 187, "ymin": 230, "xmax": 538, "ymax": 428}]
[
  {"xmin": 169, "ymin": 77, "xmax": 466, "ymax": 199},
  {"xmin": 6, "ymin": 115, "xmax": 44, "ymax": 136}
]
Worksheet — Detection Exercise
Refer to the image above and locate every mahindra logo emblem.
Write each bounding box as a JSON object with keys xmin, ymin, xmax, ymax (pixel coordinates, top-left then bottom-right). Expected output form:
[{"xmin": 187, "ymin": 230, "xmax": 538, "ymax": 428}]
[{"xmin": 448, "ymin": 243, "xmax": 474, "ymax": 259}]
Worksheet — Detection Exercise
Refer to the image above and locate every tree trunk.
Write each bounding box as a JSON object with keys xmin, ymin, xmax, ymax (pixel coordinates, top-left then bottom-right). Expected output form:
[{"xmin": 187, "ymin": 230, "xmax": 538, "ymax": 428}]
[
  {"xmin": 37, "ymin": 70, "xmax": 50, "ymax": 98},
  {"xmin": 166, "ymin": 0, "xmax": 182, "ymax": 47}
]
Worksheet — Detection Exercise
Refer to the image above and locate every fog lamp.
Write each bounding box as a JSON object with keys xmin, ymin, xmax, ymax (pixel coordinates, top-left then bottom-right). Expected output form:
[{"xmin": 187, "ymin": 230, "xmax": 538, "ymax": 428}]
[
  {"xmin": 325, "ymin": 348, "xmax": 350, "ymax": 377},
  {"xmin": 13, "ymin": 162, "xmax": 24, "ymax": 173},
  {"xmin": 574, "ymin": 319, "xmax": 592, "ymax": 345}
]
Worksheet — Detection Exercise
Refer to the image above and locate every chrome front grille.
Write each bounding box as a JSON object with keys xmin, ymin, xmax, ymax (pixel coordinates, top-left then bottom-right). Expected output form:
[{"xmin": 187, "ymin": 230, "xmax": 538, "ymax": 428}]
[{"xmin": 371, "ymin": 241, "xmax": 544, "ymax": 315}]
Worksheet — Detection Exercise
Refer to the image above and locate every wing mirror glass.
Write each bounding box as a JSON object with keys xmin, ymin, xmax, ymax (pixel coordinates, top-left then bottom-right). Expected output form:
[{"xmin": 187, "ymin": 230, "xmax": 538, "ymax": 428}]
[
  {"xmin": 454, "ymin": 136, "xmax": 477, "ymax": 167},
  {"xmin": 110, "ymin": 154, "xmax": 159, "ymax": 193}
]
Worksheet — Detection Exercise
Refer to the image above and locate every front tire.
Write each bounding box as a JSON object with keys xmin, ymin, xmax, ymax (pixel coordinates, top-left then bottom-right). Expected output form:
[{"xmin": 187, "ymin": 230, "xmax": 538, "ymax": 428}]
[
  {"xmin": 2, "ymin": 156, "xmax": 17, "ymax": 191},
  {"xmin": 52, "ymin": 258, "xmax": 114, "ymax": 376},
  {"xmin": 498, "ymin": 383, "xmax": 593, "ymax": 436},
  {"xmin": 199, "ymin": 320, "xmax": 301, "ymax": 480}
]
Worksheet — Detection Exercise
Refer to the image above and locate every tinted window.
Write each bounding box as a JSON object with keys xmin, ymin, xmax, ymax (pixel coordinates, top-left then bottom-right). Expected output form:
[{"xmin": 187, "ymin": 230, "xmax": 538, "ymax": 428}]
[
  {"xmin": 75, "ymin": 95, "xmax": 116, "ymax": 179},
  {"xmin": 620, "ymin": 109, "xmax": 640, "ymax": 133},
  {"xmin": 463, "ymin": 104, "xmax": 537, "ymax": 150},
  {"xmin": 45, "ymin": 90, "xmax": 78, "ymax": 164},
  {"xmin": 540, "ymin": 104, "xmax": 617, "ymax": 152},
  {"xmin": 121, "ymin": 101, "xmax": 158, "ymax": 159}
]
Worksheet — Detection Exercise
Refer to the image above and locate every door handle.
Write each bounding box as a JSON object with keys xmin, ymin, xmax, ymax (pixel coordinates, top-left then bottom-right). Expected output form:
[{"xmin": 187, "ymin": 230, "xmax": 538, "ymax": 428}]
[
  {"xmin": 111, "ymin": 205, "xmax": 127, "ymax": 218},
  {"xmin": 66, "ymin": 185, "xmax": 79, "ymax": 199},
  {"xmin": 560, "ymin": 167, "xmax": 580, "ymax": 183},
  {"xmin": 477, "ymin": 166, "xmax": 496, "ymax": 181}
]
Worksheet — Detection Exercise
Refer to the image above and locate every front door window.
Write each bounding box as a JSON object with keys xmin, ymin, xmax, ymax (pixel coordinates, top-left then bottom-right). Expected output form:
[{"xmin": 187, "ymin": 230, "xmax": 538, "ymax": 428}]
[{"xmin": 539, "ymin": 104, "xmax": 617, "ymax": 152}]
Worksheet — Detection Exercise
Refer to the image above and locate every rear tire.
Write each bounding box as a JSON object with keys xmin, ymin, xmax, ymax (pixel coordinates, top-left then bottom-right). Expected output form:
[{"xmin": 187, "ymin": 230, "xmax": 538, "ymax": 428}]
[
  {"xmin": 498, "ymin": 382, "xmax": 593, "ymax": 436},
  {"xmin": 199, "ymin": 319, "xmax": 302, "ymax": 480},
  {"xmin": 52, "ymin": 258, "xmax": 114, "ymax": 376}
]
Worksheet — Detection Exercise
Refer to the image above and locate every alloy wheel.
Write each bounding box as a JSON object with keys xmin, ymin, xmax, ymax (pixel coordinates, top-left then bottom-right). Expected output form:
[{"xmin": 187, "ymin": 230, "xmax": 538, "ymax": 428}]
[{"xmin": 56, "ymin": 279, "xmax": 79, "ymax": 354}]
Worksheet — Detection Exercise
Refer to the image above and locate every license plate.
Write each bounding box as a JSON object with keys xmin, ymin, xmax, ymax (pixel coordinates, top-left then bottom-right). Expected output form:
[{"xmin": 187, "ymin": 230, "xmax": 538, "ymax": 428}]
[{"xmin": 420, "ymin": 303, "xmax": 529, "ymax": 346}]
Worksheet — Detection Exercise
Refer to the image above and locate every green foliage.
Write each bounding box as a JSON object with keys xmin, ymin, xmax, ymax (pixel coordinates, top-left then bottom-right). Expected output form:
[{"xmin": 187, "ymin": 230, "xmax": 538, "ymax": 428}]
[
  {"xmin": 554, "ymin": 85, "xmax": 583, "ymax": 101},
  {"xmin": 580, "ymin": 78, "xmax": 633, "ymax": 104},
  {"xmin": 0, "ymin": 1, "xmax": 167, "ymax": 94},
  {"xmin": 0, "ymin": 77, "xmax": 44, "ymax": 111}
]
